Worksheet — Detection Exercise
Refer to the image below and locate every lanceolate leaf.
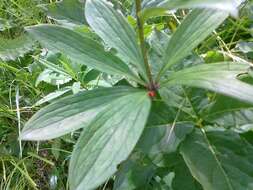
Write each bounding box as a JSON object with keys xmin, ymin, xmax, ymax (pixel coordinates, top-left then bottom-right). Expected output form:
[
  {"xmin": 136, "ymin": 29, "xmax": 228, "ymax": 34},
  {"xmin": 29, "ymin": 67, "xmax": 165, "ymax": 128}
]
[
  {"xmin": 141, "ymin": 0, "xmax": 239, "ymax": 11},
  {"xmin": 140, "ymin": 0, "xmax": 241, "ymax": 27},
  {"xmin": 147, "ymin": 29, "xmax": 170, "ymax": 75},
  {"xmin": 43, "ymin": 0, "xmax": 87, "ymax": 26},
  {"xmin": 34, "ymin": 87, "xmax": 71, "ymax": 106},
  {"xmin": 85, "ymin": 0, "xmax": 146, "ymax": 80},
  {"xmin": 161, "ymin": 62, "xmax": 253, "ymax": 105},
  {"xmin": 26, "ymin": 25, "xmax": 144, "ymax": 85},
  {"xmin": 180, "ymin": 129, "xmax": 253, "ymax": 190},
  {"xmin": 157, "ymin": 9, "xmax": 228, "ymax": 80},
  {"xmin": 161, "ymin": 0, "xmax": 239, "ymax": 14},
  {"xmin": 69, "ymin": 91, "xmax": 151, "ymax": 190},
  {"xmin": 140, "ymin": 0, "xmax": 239, "ymax": 22},
  {"xmin": 20, "ymin": 87, "xmax": 141, "ymax": 140}
]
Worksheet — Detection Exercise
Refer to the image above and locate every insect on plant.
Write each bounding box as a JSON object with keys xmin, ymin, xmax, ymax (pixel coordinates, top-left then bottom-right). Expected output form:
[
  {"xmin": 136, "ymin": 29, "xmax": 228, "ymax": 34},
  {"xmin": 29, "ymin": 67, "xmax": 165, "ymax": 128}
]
[{"xmin": 20, "ymin": 0, "xmax": 253, "ymax": 189}]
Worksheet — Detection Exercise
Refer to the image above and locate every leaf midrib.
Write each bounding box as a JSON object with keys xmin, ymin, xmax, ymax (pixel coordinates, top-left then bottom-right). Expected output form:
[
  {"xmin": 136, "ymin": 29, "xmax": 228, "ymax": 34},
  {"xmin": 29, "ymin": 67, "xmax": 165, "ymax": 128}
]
[{"xmin": 200, "ymin": 129, "xmax": 234, "ymax": 190}]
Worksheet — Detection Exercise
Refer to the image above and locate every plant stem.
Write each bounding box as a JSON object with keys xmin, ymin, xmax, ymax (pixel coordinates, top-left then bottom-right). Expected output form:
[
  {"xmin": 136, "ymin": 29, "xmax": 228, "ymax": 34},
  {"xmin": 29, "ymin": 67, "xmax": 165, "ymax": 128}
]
[{"xmin": 135, "ymin": 0, "xmax": 154, "ymax": 89}]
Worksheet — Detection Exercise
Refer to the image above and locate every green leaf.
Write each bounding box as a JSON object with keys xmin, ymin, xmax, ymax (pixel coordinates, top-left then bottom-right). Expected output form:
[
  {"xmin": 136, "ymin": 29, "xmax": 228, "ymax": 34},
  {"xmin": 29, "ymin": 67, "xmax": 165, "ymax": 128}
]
[
  {"xmin": 38, "ymin": 57, "xmax": 71, "ymax": 76},
  {"xmin": 85, "ymin": 0, "xmax": 147, "ymax": 80},
  {"xmin": 180, "ymin": 129, "xmax": 253, "ymax": 190},
  {"xmin": 157, "ymin": 9, "xmax": 228, "ymax": 80},
  {"xmin": 162, "ymin": 62, "xmax": 253, "ymax": 105},
  {"xmin": 147, "ymin": 29, "xmax": 170, "ymax": 75},
  {"xmin": 20, "ymin": 86, "xmax": 140, "ymax": 141},
  {"xmin": 236, "ymin": 41, "xmax": 253, "ymax": 53},
  {"xmin": 35, "ymin": 69, "xmax": 72, "ymax": 86},
  {"xmin": 0, "ymin": 18, "xmax": 13, "ymax": 31},
  {"xmin": 26, "ymin": 25, "xmax": 144, "ymax": 85},
  {"xmin": 42, "ymin": 0, "xmax": 87, "ymax": 26},
  {"xmin": 146, "ymin": 101, "xmax": 191, "ymax": 127},
  {"xmin": 161, "ymin": 0, "xmax": 238, "ymax": 12},
  {"xmin": 0, "ymin": 34, "xmax": 35, "ymax": 61},
  {"xmin": 203, "ymin": 95, "xmax": 253, "ymax": 129},
  {"xmin": 69, "ymin": 91, "xmax": 151, "ymax": 190},
  {"xmin": 34, "ymin": 87, "xmax": 71, "ymax": 106},
  {"xmin": 113, "ymin": 156, "xmax": 155, "ymax": 190},
  {"xmin": 171, "ymin": 155, "xmax": 203, "ymax": 190},
  {"xmin": 82, "ymin": 69, "xmax": 100, "ymax": 84},
  {"xmin": 137, "ymin": 123, "xmax": 194, "ymax": 158},
  {"xmin": 159, "ymin": 86, "xmax": 209, "ymax": 118},
  {"xmin": 140, "ymin": 0, "xmax": 239, "ymax": 22}
]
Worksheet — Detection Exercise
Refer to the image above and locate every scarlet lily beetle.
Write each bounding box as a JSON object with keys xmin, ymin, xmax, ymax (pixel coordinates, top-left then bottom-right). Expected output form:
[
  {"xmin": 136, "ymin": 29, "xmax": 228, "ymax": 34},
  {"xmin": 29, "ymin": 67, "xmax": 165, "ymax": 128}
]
[{"xmin": 148, "ymin": 90, "xmax": 156, "ymax": 97}]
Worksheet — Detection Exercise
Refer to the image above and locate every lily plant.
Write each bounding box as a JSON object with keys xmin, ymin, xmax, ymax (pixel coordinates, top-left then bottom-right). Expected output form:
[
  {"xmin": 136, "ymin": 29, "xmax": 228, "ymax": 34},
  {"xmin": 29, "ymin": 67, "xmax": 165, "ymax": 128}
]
[{"xmin": 20, "ymin": 0, "xmax": 253, "ymax": 189}]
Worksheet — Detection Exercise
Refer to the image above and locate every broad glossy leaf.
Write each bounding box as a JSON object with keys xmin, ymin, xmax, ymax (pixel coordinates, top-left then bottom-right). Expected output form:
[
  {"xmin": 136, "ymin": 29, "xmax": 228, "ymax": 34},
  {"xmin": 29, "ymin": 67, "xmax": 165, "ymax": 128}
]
[
  {"xmin": 20, "ymin": 86, "xmax": 140, "ymax": 140},
  {"xmin": 203, "ymin": 95, "xmax": 253, "ymax": 129},
  {"xmin": 43, "ymin": 0, "xmax": 87, "ymax": 26},
  {"xmin": 157, "ymin": 10, "xmax": 228, "ymax": 79},
  {"xmin": 180, "ymin": 129, "xmax": 253, "ymax": 190},
  {"xmin": 26, "ymin": 25, "xmax": 144, "ymax": 84},
  {"xmin": 69, "ymin": 91, "xmax": 151, "ymax": 190},
  {"xmin": 113, "ymin": 156, "xmax": 156, "ymax": 190},
  {"xmin": 159, "ymin": 85, "xmax": 209, "ymax": 118},
  {"xmin": 162, "ymin": 62, "xmax": 253, "ymax": 104},
  {"xmin": 0, "ymin": 34, "xmax": 35, "ymax": 61},
  {"xmin": 146, "ymin": 101, "xmax": 192, "ymax": 127},
  {"xmin": 85, "ymin": 0, "xmax": 146, "ymax": 79},
  {"xmin": 137, "ymin": 123, "xmax": 194, "ymax": 158},
  {"xmin": 171, "ymin": 154, "xmax": 203, "ymax": 190},
  {"xmin": 159, "ymin": 152, "xmax": 203, "ymax": 190}
]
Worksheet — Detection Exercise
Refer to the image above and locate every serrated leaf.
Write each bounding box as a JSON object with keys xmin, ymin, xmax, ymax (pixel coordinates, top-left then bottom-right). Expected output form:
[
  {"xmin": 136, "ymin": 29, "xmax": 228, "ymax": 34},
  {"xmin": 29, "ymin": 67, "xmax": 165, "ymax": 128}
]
[
  {"xmin": 21, "ymin": 86, "xmax": 140, "ymax": 140},
  {"xmin": 162, "ymin": 62, "xmax": 253, "ymax": 105},
  {"xmin": 26, "ymin": 25, "xmax": 144, "ymax": 85},
  {"xmin": 37, "ymin": 57, "xmax": 71, "ymax": 77},
  {"xmin": 180, "ymin": 129, "xmax": 253, "ymax": 190},
  {"xmin": 69, "ymin": 91, "xmax": 151, "ymax": 190},
  {"xmin": 85, "ymin": 0, "xmax": 147, "ymax": 80},
  {"xmin": 157, "ymin": 9, "xmax": 228, "ymax": 80},
  {"xmin": 35, "ymin": 69, "xmax": 71, "ymax": 86},
  {"xmin": 0, "ymin": 34, "xmax": 35, "ymax": 61}
]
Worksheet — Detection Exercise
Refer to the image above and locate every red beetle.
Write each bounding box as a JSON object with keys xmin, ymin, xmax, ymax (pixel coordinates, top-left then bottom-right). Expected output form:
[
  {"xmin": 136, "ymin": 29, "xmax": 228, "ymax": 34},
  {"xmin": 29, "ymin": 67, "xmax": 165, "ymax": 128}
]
[{"xmin": 148, "ymin": 90, "xmax": 156, "ymax": 97}]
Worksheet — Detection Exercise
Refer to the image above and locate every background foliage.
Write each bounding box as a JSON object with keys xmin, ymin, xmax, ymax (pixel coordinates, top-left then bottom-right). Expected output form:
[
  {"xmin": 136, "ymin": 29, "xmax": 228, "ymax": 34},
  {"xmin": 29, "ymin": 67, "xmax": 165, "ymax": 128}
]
[{"xmin": 0, "ymin": 0, "xmax": 253, "ymax": 189}]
